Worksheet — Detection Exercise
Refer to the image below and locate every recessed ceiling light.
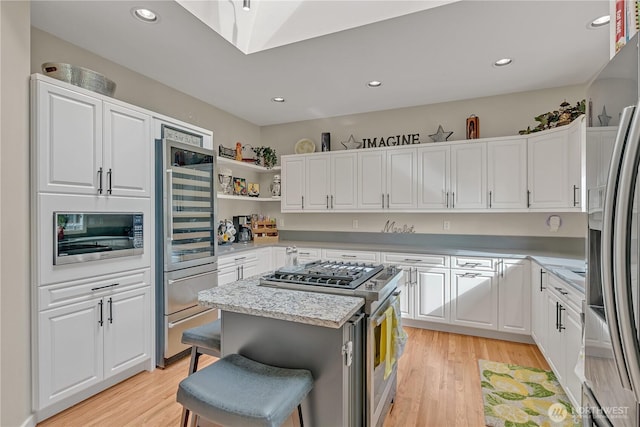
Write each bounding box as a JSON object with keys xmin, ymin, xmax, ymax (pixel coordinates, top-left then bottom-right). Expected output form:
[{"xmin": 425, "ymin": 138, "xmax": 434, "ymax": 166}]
[
  {"xmin": 132, "ymin": 8, "xmax": 158, "ymax": 23},
  {"xmin": 271, "ymin": 97, "xmax": 285, "ymax": 103},
  {"xmin": 367, "ymin": 80, "xmax": 382, "ymax": 88},
  {"xmin": 494, "ymin": 58, "xmax": 513, "ymax": 67},
  {"xmin": 589, "ymin": 15, "xmax": 610, "ymax": 28}
]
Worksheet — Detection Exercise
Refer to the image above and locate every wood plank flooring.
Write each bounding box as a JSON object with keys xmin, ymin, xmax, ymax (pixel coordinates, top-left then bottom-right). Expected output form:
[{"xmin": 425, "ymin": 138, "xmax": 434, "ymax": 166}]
[{"xmin": 37, "ymin": 327, "xmax": 548, "ymax": 427}]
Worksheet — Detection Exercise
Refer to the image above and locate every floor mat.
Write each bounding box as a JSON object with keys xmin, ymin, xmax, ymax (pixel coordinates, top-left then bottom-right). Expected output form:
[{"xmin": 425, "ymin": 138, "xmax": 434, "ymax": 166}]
[{"xmin": 478, "ymin": 359, "xmax": 580, "ymax": 427}]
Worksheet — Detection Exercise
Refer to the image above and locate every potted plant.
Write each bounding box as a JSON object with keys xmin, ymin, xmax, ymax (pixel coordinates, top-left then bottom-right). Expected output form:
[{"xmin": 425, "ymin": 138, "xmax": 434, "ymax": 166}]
[{"xmin": 252, "ymin": 146, "xmax": 278, "ymax": 169}]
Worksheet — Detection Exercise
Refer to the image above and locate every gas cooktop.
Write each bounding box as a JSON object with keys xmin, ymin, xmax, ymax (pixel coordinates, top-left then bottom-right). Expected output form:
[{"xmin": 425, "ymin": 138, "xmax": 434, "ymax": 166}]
[
  {"xmin": 263, "ymin": 260, "xmax": 384, "ymax": 290},
  {"xmin": 260, "ymin": 260, "xmax": 402, "ymax": 311}
]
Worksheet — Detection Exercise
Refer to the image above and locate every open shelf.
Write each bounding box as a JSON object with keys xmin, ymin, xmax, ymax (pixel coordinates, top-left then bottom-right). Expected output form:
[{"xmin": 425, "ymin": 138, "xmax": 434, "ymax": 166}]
[
  {"xmin": 217, "ymin": 193, "xmax": 280, "ymax": 202},
  {"xmin": 217, "ymin": 156, "xmax": 281, "ymax": 173}
]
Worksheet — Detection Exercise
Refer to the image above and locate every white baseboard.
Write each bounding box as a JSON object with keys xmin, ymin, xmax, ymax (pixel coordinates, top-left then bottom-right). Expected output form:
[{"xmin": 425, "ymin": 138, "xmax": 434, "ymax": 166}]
[{"xmin": 402, "ymin": 318, "xmax": 535, "ymax": 344}]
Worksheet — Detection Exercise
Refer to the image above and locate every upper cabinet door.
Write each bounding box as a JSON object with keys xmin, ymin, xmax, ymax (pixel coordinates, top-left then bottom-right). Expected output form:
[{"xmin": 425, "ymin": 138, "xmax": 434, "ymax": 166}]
[
  {"xmin": 527, "ymin": 131, "xmax": 571, "ymax": 208},
  {"xmin": 331, "ymin": 151, "xmax": 358, "ymax": 210},
  {"xmin": 36, "ymin": 81, "xmax": 103, "ymax": 195},
  {"xmin": 304, "ymin": 154, "xmax": 331, "ymax": 210},
  {"xmin": 487, "ymin": 139, "xmax": 527, "ymax": 209},
  {"xmin": 358, "ymin": 151, "xmax": 386, "ymax": 210},
  {"xmin": 387, "ymin": 149, "xmax": 417, "ymax": 209},
  {"xmin": 103, "ymin": 103, "xmax": 151, "ymax": 198},
  {"xmin": 450, "ymin": 143, "xmax": 487, "ymax": 209},
  {"xmin": 417, "ymin": 145, "xmax": 449, "ymax": 209},
  {"xmin": 281, "ymin": 155, "xmax": 305, "ymax": 211}
]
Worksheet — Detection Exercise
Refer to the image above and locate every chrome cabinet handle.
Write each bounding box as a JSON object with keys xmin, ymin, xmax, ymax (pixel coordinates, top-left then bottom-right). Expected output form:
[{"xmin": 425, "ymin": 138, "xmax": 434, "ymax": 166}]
[
  {"xmin": 107, "ymin": 168, "xmax": 113, "ymax": 194},
  {"xmin": 527, "ymin": 190, "xmax": 531, "ymax": 208},
  {"xmin": 382, "ymin": 194, "xmax": 385, "ymax": 209},
  {"xmin": 403, "ymin": 258, "xmax": 422, "ymax": 262},
  {"xmin": 91, "ymin": 283, "xmax": 120, "ymax": 291},
  {"xmin": 452, "ymin": 192, "xmax": 455, "ymax": 208},
  {"xmin": 234, "ymin": 256, "xmax": 246, "ymax": 261},
  {"xmin": 341, "ymin": 254, "xmax": 357, "ymax": 258},
  {"xmin": 301, "ymin": 195, "xmax": 304, "ymax": 209},
  {"xmin": 462, "ymin": 262, "xmax": 481, "ymax": 268},
  {"xmin": 489, "ymin": 191, "xmax": 492, "ymax": 208},
  {"xmin": 326, "ymin": 195, "xmax": 329, "ymax": 209},
  {"xmin": 445, "ymin": 191, "xmax": 449, "ymax": 208},
  {"xmin": 555, "ymin": 287, "xmax": 569, "ymax": 296},
  {"xmin": 98, "ymin": 300, "xmax": 104, "ymax": 326},
  {"xmin": 462, "ymin": 272, "xmax": 480, "ymax": 278},
  {"xmin": 573, "ymin": 185, "xmax": 579, "ymax": 206},
  {"xmin": 331, "ymin": 195, "xmax": 334, "ymax": 209},
  {"xmin": 108, "ymin": 297, "xmax": 113, "ymax": 324},
  {"xmin": 539, "ymin": 270, "xmax": 546, "ymax": 291},
  {"xmin": 97, "ymin": 167, "xmax": 104, "ymax": 194},
  {"xmin": 555, "ymin": 301, "xmax": 559, "ymax": 331},
  {"xmin": 387, "ymin": 193, "xmax": 390, "ymax": 208}
]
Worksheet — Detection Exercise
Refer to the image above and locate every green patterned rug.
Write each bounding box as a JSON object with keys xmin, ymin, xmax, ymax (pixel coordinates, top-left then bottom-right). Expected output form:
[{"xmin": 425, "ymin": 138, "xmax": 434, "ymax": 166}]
[{"xmin": 478, "ymin": 360, "xmax": 580, "ymax": 427}]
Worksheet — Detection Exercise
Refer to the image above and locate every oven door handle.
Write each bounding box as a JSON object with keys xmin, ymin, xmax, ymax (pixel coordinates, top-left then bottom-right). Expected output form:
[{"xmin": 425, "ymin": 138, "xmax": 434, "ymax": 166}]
[{"xmin": 373, "ymin": 291, "xmax": 401, "ymax": 325}]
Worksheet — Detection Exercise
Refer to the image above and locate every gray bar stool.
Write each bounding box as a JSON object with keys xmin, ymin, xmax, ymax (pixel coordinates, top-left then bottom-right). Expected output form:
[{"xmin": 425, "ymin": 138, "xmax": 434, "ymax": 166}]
[
  {"xmin": 176, "ymin": 353, "xmax": 313, "ymax": 427},
  {"xmin": 180, "ymin": 319, "xmax": 222, "ymax": 426}
]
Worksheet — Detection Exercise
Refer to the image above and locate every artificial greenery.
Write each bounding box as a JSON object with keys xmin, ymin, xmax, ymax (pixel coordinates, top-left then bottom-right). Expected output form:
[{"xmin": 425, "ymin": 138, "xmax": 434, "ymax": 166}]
[
  {"xmin": 252, "ymin": 146, "xmax": 278, "ymax": 168},
  {"xmin": 519, "ymin": 99, "xmax": 586, "ymax": 134}
]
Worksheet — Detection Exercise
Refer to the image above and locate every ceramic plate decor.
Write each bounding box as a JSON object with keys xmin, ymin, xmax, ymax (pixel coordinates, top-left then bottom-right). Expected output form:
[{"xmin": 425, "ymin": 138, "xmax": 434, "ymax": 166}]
[{"xmin": 294, "ymin": 138, "xmax": 316, "ymax": 154}]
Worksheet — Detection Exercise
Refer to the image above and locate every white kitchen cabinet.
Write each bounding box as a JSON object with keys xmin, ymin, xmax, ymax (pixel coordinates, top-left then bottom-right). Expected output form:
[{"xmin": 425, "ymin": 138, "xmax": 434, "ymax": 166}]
[
  {"xmin": 281, "ymin": 155, "xmax": 305, "ymax": 211},
  {"xmin": 414, "ymin": 268, "xmax": 451, "ymax": 323},
  {"xmin": 218, "ymin": 251, "xmax": 259, "ymax": 284},
  {"xmin": 382, "ymin": 252, "xmax": 450, "ymax": 321},
  {"xmin": 497, "ymin": 259, "xmax": 530, "ymax": 334},
  {"xmin": 281, "ymin": 152, "xmax": 358, "ymax": 211},
  {"xmin": 450, "ymin": 142, "xmax": 487, "ymax": 209},
  {"xmin": 34, "ymin": 80, "xmax": 151, "ymax": 198},
  {"xmin": 487, "ymin": 139, "xmax": 527, "ymax": 208},
  {"xmin": 527, "ymin": 118, "xmax": 583, "ymax": 210},
  {"xmin": 542, "ymin": 275, "xmax": 584, "ymax": 409},
  {"xmin": 36, "ymin": 274, "xmax": 150, "ymax": 410},
  {"xmin": 451, "ymin": 268, "xmax": 497, "ymax": 330},
  {"xmin": 357, "ymin": 149, "xmax": 417, "ymax": 209},
  {"xmin": 296, "ymin": 247, "xmax": 322, "ymax": 263},
  {"xmin": 304, "ymin": 154, "xmax": 331, "ymax": 210},
  {"xmin": 530, "ymin": 262, "xmax": 548, "ymax": 352},
  {"xmin": 254, "ymin": 247, "xmax": 273, "ymax": 275},
  {"xmin": 330, "ymin": 152, "xmax": 358, "ymax": 210},
  {"xmin": 323, "ymin": 248, "xmax": 380, "ymax": 263},
  {"xmin": 272, "ymin": 246, "xmax": 287, "ymax": 269},
  {"xmin": 417, "ymin": 145, "xmax": 449, "ymax": 209}
]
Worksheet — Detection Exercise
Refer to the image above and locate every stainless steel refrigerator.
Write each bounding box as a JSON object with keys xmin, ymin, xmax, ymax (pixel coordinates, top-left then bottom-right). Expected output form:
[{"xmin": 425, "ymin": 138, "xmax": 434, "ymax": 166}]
[
  {"xmin": 584, "ymin": 32, "xmax": 640, "ymax": 426},
  {"xmin": 155, "ymin": 124, "xmax": 218, "ymax": 367}
]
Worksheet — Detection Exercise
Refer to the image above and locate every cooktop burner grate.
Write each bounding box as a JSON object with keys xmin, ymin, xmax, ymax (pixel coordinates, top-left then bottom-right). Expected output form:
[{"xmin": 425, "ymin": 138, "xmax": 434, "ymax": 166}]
[{"xmin": 264, "ymin": 260, "xmax": 384, "ymax": 290}]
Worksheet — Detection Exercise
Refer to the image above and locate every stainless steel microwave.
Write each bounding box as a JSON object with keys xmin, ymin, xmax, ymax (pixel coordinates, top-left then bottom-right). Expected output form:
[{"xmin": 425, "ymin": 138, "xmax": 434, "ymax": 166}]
[{"xmin": 54, "ymin": 212, "xmax": 144, "ymax": 265}]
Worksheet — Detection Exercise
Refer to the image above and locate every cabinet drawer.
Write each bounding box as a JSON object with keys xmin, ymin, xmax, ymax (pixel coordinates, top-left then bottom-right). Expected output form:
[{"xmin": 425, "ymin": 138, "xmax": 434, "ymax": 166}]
[
  {"xmin": 323, "ymin": 249, "xmax": 379, "ymax": 262},
  {"xmin": 219, "ymin": 250, "xmax": 258, "ymax": 268},
  {"xmin": 548, "ymin": 275, "xmax": 583, "ymax": 313},
  {"xmin": 382, "ymin": 252, "xmax": 449, "ymax": 267},
  {"xmin": 296, "ymin": 247, "xmax": 322, "ymax": 260},
  {"xmin": 452, "ymin": 256, "xmax": 496, "ymax": 271},
  {"xmin": 39, "ymin": 269, "xmax": 150, "ymax": 310}
]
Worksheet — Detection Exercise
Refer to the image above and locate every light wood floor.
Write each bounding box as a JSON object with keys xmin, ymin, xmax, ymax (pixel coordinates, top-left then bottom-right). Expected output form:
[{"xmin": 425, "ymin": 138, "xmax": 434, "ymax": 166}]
[{"xmin": 37, "ymin": 327, "xmax": 548, "ymax": 427}]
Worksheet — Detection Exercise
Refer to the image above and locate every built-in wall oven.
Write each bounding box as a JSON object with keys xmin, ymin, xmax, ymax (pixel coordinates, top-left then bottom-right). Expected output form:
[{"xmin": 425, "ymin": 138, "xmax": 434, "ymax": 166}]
[{"xmin": 155, "ymin": 124, "xmax": 218, "ymax": 367}]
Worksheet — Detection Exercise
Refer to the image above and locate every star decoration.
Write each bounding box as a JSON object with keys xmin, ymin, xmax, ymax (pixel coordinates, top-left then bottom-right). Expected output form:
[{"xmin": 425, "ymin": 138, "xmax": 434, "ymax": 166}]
[
  {"xmin": 598, "ymin": 106, "xmax": 611, "ymax": 126},
  {"xmin": 429, "ymin": 125, "xmax": 453, "ymax": 142},
  {"xmin": 341, "ymin": 134, "xmax": 362, "ymax": 149}
]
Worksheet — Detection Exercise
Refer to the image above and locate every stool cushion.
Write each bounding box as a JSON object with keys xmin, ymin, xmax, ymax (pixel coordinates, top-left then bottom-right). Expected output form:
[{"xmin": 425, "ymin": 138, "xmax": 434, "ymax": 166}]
[
  {"xmin": 177, "ymin": 353, "xmax": 313, "ymax": 427},
  {"xmin": 181, "ymin": 319, "xmax": 221, "ymax": 352}
]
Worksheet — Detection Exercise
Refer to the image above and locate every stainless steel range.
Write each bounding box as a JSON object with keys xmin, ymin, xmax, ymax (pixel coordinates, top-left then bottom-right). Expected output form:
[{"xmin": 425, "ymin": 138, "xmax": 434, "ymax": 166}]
[{"xmin": 261, "ymin": 260, "xmax": 404, "ymax": 427}]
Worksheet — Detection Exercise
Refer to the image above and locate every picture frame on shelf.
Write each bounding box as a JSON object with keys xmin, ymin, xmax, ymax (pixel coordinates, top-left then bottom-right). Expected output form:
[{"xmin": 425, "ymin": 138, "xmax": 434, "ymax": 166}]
[
  {"xmin": 248, "ymin": 183, "xmax": 260, "ymax": 197},
  {"xmin": 233, "ymin": 177, "xmax": 247, "ymax": 196},
  {"xmin": 466, "ymin": 115, "xmax": 479, "ymax": 139}
]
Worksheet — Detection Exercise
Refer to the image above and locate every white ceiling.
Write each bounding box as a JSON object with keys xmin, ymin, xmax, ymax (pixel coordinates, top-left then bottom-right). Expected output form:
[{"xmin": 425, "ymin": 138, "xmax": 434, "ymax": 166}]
[{"xmin": 31, "ymin": 0, "xmax": 611, "ymax": 126}]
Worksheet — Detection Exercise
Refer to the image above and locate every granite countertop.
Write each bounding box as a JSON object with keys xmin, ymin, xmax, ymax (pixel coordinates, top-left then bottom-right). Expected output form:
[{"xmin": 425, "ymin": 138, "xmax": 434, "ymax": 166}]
[{"xmin": 198, "ymin": 275, "xmax": 364, "ymax": 329}]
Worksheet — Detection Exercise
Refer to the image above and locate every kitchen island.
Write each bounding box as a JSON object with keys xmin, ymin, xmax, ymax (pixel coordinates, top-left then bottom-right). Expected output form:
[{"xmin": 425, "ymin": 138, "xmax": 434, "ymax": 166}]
[{"xmin": 199, "ymin": 275, "xmax": 367, "ymax": 426}]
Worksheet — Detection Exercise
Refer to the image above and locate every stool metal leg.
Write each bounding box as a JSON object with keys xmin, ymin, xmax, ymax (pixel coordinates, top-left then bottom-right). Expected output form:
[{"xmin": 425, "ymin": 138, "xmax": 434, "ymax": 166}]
[
  {"xmin": 188, "ymin": 346, "xmax": 201, "ymax": 375},
  {"xmin": 297, "ymin": 404, "xmax": 304, "ymax": 427},
  {"xmin": 180, "ymin": 407, "xmax": 190, "ymax": 427}
]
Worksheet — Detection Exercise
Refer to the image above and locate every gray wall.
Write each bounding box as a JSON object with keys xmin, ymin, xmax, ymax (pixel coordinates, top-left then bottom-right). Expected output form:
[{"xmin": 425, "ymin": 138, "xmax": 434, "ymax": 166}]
[{"xmin": 1, "ymin": 2, "xmax": 31, "ymax": 426}]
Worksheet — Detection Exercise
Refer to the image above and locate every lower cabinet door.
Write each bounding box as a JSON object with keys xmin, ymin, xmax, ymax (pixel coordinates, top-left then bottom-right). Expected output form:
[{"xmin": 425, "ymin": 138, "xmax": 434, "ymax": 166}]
[
  {"xmin": 450, "ymin": 270, "xmax": 497, "ymax": 330},
  {"xmin": 414, "ymin": 267, "xmax": 450, "ymax": 323},
  {"xmin": 563, "ymin": 306, "xmax": 582, "ymax": 408},
  {"xmin": 241, "ymin": 260, "xmax": 259, "ymax": 279},
  {"xmin": 103, "ymin": 287, "xmax": 151, "ymax": 378},
  {"xmin": 545, "ymin": 292, "xmax": 564, "ymax": 382},
  {"xmin": 397, "ymin": 266, "xmax": 414, "ymax": 318},
  {"xmin": 38, "ymin": 299, "xmax": 104, "ymax": 408},
  {"xmin": 498, "ymin": 260, "xmax": 531, "ymax": 334}
]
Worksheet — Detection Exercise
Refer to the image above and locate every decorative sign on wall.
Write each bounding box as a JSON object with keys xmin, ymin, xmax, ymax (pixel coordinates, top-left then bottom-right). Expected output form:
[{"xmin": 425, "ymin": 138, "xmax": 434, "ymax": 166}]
[
  {"xmin": 382, "ymin": 220, "xmax": 416, "ymax": 234},
  {"xmin": 466, "ymin": 115, "xmax": 480, "ymax": 139}
]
